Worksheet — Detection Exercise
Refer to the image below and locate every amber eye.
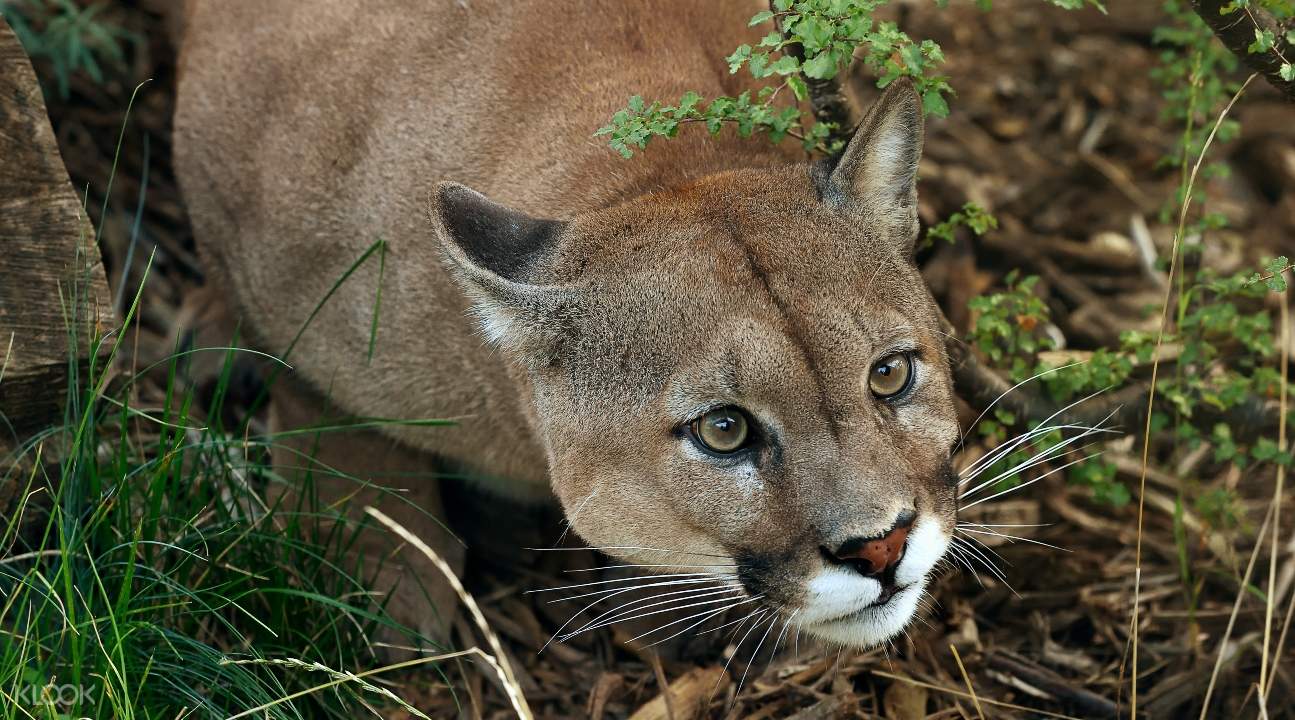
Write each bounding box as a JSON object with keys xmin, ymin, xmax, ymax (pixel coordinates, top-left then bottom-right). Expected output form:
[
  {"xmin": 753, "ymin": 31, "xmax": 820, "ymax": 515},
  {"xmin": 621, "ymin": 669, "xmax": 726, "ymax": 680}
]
[
  {"xmin": 690, "ymin": 407, "xmax": 751, "ymax": 454},
  {"xmin": 869, "ymin": 353, "xmax": 914, "ymax": 398}
]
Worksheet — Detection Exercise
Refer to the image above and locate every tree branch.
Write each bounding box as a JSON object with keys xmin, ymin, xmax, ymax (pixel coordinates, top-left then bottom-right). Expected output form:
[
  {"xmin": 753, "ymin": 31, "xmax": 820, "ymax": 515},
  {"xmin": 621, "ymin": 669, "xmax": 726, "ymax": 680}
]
[
  {"xmin": 770, "ymin": 1, "xmax": 855, "ymax": 155},
  {"xmin": 1190, "ymin": 0, "xmax": 1295, "ymax": 101}
]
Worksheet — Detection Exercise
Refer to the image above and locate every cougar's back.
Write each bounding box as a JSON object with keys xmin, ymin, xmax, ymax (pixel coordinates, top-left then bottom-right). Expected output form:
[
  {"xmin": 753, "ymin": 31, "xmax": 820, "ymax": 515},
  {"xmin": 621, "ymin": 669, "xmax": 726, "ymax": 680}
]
[{"xmin": 174, "ymin": 0, "xmax": 777, "ymax": 485}]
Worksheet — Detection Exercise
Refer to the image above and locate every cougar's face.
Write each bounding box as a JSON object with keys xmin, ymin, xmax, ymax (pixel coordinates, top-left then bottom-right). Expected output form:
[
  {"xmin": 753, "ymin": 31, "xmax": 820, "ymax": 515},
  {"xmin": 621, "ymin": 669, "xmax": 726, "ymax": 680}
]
[
  {"xmin": 534, "ymin": 180, "xmax": 958, "ymax": 648},
  {"xmin": 432, "ymin": 81, "xmax": 956, "ymax": 647}
]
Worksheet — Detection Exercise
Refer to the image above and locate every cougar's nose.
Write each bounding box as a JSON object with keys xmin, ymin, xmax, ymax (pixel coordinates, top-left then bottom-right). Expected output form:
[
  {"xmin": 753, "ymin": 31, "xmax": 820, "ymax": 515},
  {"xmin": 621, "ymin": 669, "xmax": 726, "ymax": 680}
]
[{"xmin": 824, "ymin": 509, "xmax": 917, "ymax": 577}]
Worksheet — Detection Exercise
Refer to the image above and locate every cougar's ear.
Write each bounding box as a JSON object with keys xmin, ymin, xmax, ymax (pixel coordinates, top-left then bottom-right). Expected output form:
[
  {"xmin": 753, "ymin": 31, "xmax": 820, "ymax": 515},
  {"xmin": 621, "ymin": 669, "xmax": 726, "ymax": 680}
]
[
  {"xmin": 428, "ymin": 182, "xmax": 578, "ymax": 367},
  {"xmin": 821, "ymin": 77, "xmax": 924, "ymax": 249}
]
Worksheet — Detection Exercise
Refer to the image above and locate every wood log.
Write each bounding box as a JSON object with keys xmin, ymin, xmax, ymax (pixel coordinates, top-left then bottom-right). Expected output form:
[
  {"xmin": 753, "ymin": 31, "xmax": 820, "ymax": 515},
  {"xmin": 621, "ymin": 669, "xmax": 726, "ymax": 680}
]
[{"xmin": 0, "ymin": 16, "xmax": 113, "ymax": 451}]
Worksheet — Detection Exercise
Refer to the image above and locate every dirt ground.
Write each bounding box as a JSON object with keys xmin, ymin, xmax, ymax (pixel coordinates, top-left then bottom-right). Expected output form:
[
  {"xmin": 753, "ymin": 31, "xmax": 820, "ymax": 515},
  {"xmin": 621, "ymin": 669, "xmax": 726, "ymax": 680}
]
[{"xmin": 26, "ymin": 0, "xmax": 1295, "ymax": 717}]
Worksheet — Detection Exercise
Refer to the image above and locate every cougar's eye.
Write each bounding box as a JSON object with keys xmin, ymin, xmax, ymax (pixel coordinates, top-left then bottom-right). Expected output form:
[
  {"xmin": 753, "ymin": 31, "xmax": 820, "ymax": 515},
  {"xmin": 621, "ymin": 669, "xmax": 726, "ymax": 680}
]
[
  {"xmin": 869, "ymin": 353, "xmax": 914, "ymax": 399},
  {"xmin": 690, "ymin": 407, "xmax": 751, "ymax": 454}
]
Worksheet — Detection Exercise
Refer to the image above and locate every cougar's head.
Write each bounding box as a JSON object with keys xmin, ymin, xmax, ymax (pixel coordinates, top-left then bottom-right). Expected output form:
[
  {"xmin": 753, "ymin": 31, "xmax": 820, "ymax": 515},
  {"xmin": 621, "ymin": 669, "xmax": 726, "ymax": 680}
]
[{"xmin": 429, "ymin": 80, "xmax": 959, "ymax": 647}]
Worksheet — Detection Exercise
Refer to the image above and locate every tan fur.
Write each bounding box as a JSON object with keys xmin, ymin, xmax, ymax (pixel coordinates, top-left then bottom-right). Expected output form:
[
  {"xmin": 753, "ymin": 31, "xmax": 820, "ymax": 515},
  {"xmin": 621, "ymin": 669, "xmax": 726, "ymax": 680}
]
[{"xmin": 174, "ymin": 0, "xmax": 960, "ymax": 647}]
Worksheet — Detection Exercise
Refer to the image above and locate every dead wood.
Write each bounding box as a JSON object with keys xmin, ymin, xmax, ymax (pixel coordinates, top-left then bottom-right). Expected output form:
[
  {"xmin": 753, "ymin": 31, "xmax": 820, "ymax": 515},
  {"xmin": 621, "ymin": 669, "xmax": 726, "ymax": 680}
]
[{"xmin": 0, "ymin": 16, "xmax": 112, "ymax": 449}]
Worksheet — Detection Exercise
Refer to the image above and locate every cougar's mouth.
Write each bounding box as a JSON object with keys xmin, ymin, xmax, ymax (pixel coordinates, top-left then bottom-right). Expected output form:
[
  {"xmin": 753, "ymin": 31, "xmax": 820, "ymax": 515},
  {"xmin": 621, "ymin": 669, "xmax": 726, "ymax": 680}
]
[{"xmin": 793, "ymin": 518, "xmax": 949, "ymax": 647}]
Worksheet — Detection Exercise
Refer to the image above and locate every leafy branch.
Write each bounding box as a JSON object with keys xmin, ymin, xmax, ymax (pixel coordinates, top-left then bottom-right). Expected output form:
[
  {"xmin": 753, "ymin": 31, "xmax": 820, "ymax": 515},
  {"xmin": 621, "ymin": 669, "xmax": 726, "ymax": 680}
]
[
  {"xmin": 597, "ymin": 0, "xmax": 1110, "ymax": 158},
  {"xmin": 598, "ymin": 0, "xmax": 955, "ymax": 158},
  {"xmin": 924, "ymin": 201, "xmax": 998, "ymax": 247},
  {"xmin": 1191, "ymin": 0, "xmax": 1295, "ymax": 98}
]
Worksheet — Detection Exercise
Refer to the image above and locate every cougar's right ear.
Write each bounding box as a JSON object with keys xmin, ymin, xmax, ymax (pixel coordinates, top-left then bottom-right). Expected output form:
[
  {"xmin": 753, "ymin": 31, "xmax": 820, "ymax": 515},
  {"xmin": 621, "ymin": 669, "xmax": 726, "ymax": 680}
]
[
  {"xmin": 819, "ymin": 78, "xmax": 924, "ymax": 251},
  {"xmin": 428, "ymin": 182, "xmax": 579, "ymax": 367}
]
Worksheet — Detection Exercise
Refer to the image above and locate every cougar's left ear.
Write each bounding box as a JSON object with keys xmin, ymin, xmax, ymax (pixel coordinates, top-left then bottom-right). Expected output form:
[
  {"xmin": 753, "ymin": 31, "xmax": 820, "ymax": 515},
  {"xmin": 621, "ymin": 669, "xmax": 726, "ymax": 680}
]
[
  {"xmin": 821, "ymin": 77, "xmax": 924, "ymax": 249},
  {"xmin": 428, "ymin": 182, "xmax": 579, "ymax": 367}
]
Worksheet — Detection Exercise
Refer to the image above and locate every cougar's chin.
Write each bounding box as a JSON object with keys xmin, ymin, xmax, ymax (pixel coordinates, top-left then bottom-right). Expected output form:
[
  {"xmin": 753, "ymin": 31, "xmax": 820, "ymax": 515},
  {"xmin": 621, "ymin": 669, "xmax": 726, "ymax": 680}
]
[{"xmin": 793, "ymin": 519, "xmax": 948, "ymax": 647}]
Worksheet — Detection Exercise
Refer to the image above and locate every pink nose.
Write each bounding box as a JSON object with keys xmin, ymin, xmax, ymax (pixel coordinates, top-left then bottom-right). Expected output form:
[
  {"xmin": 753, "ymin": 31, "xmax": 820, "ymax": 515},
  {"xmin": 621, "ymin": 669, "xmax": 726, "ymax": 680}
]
[
  {"xmin": 839, "ymin": 524, "xmax": 910, "ymax": 575},
  {"xmin": 828, "ymin": 510, "xmax": 916, "ymax": 576}
]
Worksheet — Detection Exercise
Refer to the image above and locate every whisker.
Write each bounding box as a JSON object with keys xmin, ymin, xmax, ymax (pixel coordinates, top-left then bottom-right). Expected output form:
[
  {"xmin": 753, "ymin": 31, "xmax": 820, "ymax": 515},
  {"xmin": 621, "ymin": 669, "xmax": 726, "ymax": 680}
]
[
  {"xmin": 564, "ymin": 562, "xmax": 736, "ymax": 572},
  {"xmin": 736, "ymin": 612, "xmax": 781, "ymax": 700},
  {"xmin": 766, "ymin": 609, "xmax": 799, "ymax": 674},
  {"xmin": 636, "ymin": 595, "xmax": 764, "ymax": 647},
  {"xmin": 959, "ymin": 408, "xmax": 1118, "ymax": 489},
  {"xmin": 960, "ymin": 451, "xmax": 1104, "ymax": 512},
  {"xmin": 957, "ymin": 522, "xmax": 1051, "ymax": 528},
  {"xmin": 958, "ymin": 420, "xmax": 1116, "ymax": 485},
  {"xmin": 960, "ymin": 420, "xmax": 1091, "ymax": 482},
  {"xmin": 549, "ymin": 575, "xmax": 736, "ymax": 603},
  {"xmin": 715, "ymin": 609, "xmax": 768, "ymax": 697},
  {"xmin": 951, "ymin": 535, "xmax": 1012, "ymax": 590},
  {"xmin": 553, "ymin": 490, "xmax": 598, "ymax": 545},
  {"xmin": 955, "ymin": 362, "xmax": 1090, "ymax": 453},
  {"xmin": 559, "ymin": 589, "xmax": 747, "ymax": 641},
  {"xmin": 962, "ymin": 531, "xmax": 1014, "ymax": 569},
  {"xmin": 538, "ymin": 576, "xmax": 732, "ymax": 653},
  {"xmin": 699, "ymin": 605, "xmax": 766, "ymax": 638},
  {"xmin": 959, "ymin": 433, "xmax": 1106, "ymax": 502},
  {"xmin": 526, "ymin": 571, "xmax": 720, "ymax": 595},
  {"xmin": 564, "ymin": 584, "xmax": 742, "ymax": 638},
  {"xmin": 526, "ymin": 545, "xmax": 731, "ymax": 559},
  {"xmin": 944, "ymin": 544, "xmax": 984, "ymax": 587},
  {"xmin": 957, "ymin": 526, "xmax": 1069, "ymax": 552}
]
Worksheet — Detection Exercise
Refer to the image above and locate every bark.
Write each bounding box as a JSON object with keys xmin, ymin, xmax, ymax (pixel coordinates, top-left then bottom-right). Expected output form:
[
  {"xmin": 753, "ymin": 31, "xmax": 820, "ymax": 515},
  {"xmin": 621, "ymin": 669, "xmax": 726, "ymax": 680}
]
[
  {"xmin": 1191, "ymin": 0, "xmax": 1295, "ymax": 101},
  {"xmin": 0, "ymin": 16, "xmax": 113, "ymax": 450}
]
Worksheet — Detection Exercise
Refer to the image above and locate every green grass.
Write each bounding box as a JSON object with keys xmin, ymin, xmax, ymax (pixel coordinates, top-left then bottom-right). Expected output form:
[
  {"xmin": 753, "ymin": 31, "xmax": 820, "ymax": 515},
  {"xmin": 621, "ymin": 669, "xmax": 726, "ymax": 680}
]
[{"xmin": 0, "ymin": 244, "xmax": 459, "ymax": 718}]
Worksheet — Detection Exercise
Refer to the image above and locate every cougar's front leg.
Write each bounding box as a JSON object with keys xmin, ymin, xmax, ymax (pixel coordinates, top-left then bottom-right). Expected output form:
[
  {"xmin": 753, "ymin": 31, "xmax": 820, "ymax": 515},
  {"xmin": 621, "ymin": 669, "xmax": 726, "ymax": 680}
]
[{"xmin": 267, "ymin": 375, "xmax": 465, "ymax": 654}]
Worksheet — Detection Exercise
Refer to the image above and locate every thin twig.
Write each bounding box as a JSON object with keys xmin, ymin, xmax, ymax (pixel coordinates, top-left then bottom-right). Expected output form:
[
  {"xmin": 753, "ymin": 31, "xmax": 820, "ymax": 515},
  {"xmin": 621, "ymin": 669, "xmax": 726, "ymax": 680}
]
[
  {"xmin": 950, "ymin": 644, "xmax": 985, "ymax": 719},
  {"xmin": 648, "ymin": 652, "xmax": 678, "ymax": 720},
  {"xmin": 870, "ymin": 670, "xmax": 1084, "ymax": 720}
]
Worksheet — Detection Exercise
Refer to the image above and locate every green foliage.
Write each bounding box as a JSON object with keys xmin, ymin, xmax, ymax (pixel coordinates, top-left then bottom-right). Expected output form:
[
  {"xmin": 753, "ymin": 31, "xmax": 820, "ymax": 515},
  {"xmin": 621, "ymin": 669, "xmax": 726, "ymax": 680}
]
[
  {"xmin": 924, "ymin": 202, "xmax": 998, "ymax": 248},
  {"xmin": 0, "ymin": 0, "xmax": 134, "ymax": 98},
  {"xmin": 598, "ymin": 0, "xmax": 1094, "ymax": 158},
  {"xmin": 968, "ymin": 258, "xmax": 1293, "ymax": 506},
  {"xmin": 0, "ymin": 271, "xmax": 447, "ymax": 718},
  {"xmin": 1150, "ymin": 0, "xmax": 1243, "ymax": 232},
  {"xmin": 967, "ymin": 271, "xmax": 1052, "ymax": 379},
  {"xmin": 1195, "ymin": 487, "xmax": 1246, "ymax": 530}
]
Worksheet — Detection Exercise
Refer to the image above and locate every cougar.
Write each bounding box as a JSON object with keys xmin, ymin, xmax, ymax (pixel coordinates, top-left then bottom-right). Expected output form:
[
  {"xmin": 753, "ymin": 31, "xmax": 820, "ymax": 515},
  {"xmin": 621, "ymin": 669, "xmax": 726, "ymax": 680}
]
[{"xmin": 173, "ymin": 0, "xmax": 960, "ymax": 650}]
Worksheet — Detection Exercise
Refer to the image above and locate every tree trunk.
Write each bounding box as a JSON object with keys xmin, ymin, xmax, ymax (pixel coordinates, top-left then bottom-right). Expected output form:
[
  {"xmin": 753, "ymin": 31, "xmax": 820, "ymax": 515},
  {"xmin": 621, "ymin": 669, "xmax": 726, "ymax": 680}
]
[{"xmin": 0, "ymin": 16, "xmax": 114, "ymax": 452}]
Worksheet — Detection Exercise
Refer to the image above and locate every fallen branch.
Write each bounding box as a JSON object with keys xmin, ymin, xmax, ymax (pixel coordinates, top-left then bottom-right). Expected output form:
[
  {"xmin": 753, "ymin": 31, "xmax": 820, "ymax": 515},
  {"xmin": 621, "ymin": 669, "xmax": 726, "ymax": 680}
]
[{"xmin": 1189, "ymin": 0, "xmax": 1294, "ymax": 101}]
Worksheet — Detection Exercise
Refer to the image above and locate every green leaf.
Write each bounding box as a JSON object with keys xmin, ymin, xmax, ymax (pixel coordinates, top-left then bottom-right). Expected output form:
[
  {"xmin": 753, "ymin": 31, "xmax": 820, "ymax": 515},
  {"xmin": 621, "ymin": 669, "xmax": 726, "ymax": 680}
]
[
  {"xmin": 801, "ymin": 51, "xmax": 837, "ymax": 80},
  {"xmin": 921, "ymin": 88, "xmax": 949, "ymax": 117},
  {"xmin": 787, "ymin": 75, "xmax": 808, "ymax": 101},
  {"xmin": 748, "ymin": 9, "xmax": 775, "ymax": 26},
  {"xmin": 1281, "ymin": 63, "xmax": 1295, "ymax": 82},
  {"xmin": 1249, "ymin": 28, "xmax": 1276, "ymax": 54},
  {"xmin": 725, "ymin": 44, "xmax": 752, "ymax": 74},
  {"xmin": 768, "ymin": 55, "xmax": 801, "ymax": 76}
]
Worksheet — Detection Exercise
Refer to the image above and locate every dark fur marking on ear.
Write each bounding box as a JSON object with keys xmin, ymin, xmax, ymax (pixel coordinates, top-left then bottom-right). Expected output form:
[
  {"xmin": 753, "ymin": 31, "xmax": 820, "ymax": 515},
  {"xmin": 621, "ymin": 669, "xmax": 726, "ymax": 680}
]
[{"xmin": 437, "ymin": 184, "xmax": 564, "ymax": 282}]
